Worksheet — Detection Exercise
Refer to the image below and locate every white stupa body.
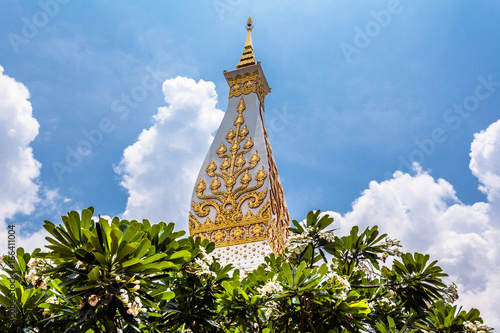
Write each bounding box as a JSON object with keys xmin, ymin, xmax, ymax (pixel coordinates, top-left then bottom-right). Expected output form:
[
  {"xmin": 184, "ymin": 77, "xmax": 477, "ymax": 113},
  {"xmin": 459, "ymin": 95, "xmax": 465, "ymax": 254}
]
[{"xmin": 189, "ymin": 17, "xmax": 289, "ymax": 272}]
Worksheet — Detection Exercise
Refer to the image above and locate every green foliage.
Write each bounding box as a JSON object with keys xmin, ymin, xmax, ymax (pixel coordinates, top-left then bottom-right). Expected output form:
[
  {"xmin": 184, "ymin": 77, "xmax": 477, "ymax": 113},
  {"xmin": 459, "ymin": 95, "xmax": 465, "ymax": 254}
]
[
  {"xmin": 417, "ymin": 300, "xmax": 484, "ymax": 332},
  {"xmin": 0, "ymin": 208, "xmax": 493, "ymax": 333}
]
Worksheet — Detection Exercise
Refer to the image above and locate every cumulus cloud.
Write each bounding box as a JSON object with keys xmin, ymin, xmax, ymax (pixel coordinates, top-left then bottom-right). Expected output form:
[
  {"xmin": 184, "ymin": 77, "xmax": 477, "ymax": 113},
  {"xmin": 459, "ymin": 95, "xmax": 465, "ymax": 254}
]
[
  {"xmin": 0, "ymin": 65, "xmax": 42, "ymax": 250},
  {"xmin": 470, "ymin": 119, "xmax": 500, "ymax": 203},
  {"xmin": 325, "ymin": 119, "xmax": 500, "ymax": 327},
  {"xmin": 115, "ymin": 76, "xmax": 224, "ymax": 231},
  {"xmin": 0, "ymin": 66, "xmax": 72, "ymax": 254}
]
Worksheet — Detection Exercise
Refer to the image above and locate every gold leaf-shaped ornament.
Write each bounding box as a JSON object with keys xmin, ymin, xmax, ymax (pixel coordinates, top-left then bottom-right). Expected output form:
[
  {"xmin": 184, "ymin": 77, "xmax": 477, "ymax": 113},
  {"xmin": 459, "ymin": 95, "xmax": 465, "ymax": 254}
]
[
  {"xmin": 216, "ymin": 143, "xmax": 227, "ymax": 157},
  {"xmin": 210, "ymin": 176, "xmax": 221, "ymax": 190},
  {"xmin": 195, "ymin": 178, "xmax": 206, "ymax": 193}
]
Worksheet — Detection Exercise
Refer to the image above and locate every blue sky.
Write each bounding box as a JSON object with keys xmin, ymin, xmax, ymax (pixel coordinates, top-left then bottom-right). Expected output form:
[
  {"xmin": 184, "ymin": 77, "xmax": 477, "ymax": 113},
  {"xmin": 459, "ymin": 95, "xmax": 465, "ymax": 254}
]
[{"xmin": 1, "ymin": 0, "xmax": 500, "ymax": 326}]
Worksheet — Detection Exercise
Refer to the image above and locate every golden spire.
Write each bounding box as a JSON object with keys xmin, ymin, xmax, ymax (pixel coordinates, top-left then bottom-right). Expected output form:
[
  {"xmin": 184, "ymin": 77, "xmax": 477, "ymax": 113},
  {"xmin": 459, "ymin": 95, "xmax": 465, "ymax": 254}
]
[{"xmin": 236, "ymin": 16, "xmax": 257, "ymax": 69}]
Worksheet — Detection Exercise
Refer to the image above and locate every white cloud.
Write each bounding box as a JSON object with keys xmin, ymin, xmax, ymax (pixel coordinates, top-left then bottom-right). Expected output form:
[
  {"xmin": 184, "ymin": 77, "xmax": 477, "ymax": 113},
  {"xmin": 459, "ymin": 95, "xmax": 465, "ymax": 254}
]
[
  {"xmin": 115, "ymin": 76, "xmax": 224, "ymax": 231},
  {"xmin": 0, "ymin": 67, "xmax": 72, "ymax": 255},
  {"xmin": 470, "ymin": 119, "xmax": 500, "ymax": 203},
  {"xmin": 323, "ymin": 119, "xmax": 500, "ymax": 327},
  {"xmin": 0, "ymin": 65, "xmax": 42, "ymax": 251}
]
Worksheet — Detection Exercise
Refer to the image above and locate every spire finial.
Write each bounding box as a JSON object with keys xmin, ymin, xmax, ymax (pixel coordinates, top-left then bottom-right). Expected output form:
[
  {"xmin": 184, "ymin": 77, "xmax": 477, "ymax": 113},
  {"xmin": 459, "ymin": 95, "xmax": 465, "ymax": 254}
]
[
  {"xmin": 236, "ymin": 16, "xmax": 257, "ymax": 69},
  {"xmin": 246, "ymin": 16, "xmax": 253, "ymax": 31}
]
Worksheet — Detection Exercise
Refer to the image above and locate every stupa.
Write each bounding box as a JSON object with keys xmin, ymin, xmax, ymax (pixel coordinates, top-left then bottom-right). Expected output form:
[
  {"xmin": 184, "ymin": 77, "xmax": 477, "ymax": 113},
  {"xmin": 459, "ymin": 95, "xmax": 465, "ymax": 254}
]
[{"xmin": 188, "ymin": 17, "xmax": 290, "ymax": 271}]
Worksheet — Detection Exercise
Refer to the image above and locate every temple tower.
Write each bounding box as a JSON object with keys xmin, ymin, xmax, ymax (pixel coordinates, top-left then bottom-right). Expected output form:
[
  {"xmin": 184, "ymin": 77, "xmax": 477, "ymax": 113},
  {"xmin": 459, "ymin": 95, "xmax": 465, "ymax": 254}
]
[{"xmin": 189, "ymin": 17, "xmax": 289, "ymax": 271}]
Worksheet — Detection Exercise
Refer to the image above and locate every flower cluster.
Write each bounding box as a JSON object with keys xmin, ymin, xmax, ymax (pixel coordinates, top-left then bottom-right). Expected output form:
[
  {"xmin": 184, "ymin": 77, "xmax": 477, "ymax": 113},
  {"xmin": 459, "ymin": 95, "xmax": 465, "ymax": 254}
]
[
  {"xmin": 42, "ymin": 296, "xmax": 60, "ymax": 316},
  {"xmin": 25, "ymin": 258, "xmax": 50, "ymax": 290},
  {"xmin": 444, "ymin": 282, "xmax": 459, "ymax": 304},
  {"xmin": 263, "ymin": 300, "xmax": 280, "ymax": 320},
  {"xmin": 381, "ymin": 237, "xmax": 403, "ymax": 258},
  {"xmin": 366, "ymin": 296, "xmax": 396, "ymax": 311},
  {"xmin": 118, "ymin": 289, "xmax": 147, "ymax": 316},
  {"xmin": 127, "ymin": 296, "xmax": 147, "ymax": 316},
  {"xmin": 353, "ymin": 261, "xmax": 372, "ymax": 275},
  {"xmin": 464, "ymin": 321, "xmax": 494, "ymax": 333},
  {"xmin": 257, "ymin": 275, "xmax": 283, "ymax": 296},
  {"xmin": 324, "ymin": 272, "xmax": 351, "ymax": 299},
  {"xmin": 318, "ymin": 230, "xmax": 335, "ymax": 243},
  {"xmin": 286, "ymin": 227, "xmax": 315, "ymax": 254},
  {"xmin": 190, "ymin": 247, "xmax": 216, "ymax": 277}
]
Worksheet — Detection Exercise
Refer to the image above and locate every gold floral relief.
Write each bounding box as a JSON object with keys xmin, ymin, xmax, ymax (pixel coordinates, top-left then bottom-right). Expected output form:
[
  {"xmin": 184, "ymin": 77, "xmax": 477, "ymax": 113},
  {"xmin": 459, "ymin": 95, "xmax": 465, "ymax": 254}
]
[
  {"xmin": 190, "ymin": 97, "xmax": 271, "ymax": 247},
  {"xmin": 212, "ymin": 229, "xmax": 227, "ymax": 243},
  {"xmin": 190, "ymin": 77, "xmax": 289, "ymax": 252},
  {"xmin": 250, "ymin": 223, "xmax": 265, "ymax": 237}
]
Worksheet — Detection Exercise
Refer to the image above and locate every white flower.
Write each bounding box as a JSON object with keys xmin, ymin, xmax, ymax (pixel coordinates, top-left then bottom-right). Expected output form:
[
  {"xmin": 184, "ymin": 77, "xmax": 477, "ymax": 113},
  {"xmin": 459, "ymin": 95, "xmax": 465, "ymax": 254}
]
[
  {"xmin": 318, "ymin": 230, "xmax": 335, "ymax": 242},
  {"xmin": 463, "ymin": 321, "xmax": 493, "ymax": 333},
  {"xmin": 263, "ymin": 300, "xmax": 279, "ymax": 319},
  {"xmin": 27, "ymin": 258, "xmax": 38, "ymax": 269},
  {"xmin": 190, "ymin": 247, "xmax": 217, "ymax": 277},
  {"xmin": 257, "ymin": 276, "xmax": 283, "ymax": 296},
  {"xmin": 119, "ymin": 289, "xmax": 129, "ymax": 303},
  {"xmin": 88, "ymin": 294, "xmax": 100, "ymax": 307},
  {"xmin": 445, "ymin": 282, "xmax": 459, "ymax": 304},
  {"xmin": 126, "ymin": 296, "xmax": 147, "ymax": 317},
  {"xmin": 75, "ymin": 261, "xmax": 85, "ymax": 269},
  {"xmin": 25, "ymin": 269, "xmax": 37, "ymax": 280},
  {"xmin": 46, "ymin": 296, "xmax": 59, "ymax": 304}
]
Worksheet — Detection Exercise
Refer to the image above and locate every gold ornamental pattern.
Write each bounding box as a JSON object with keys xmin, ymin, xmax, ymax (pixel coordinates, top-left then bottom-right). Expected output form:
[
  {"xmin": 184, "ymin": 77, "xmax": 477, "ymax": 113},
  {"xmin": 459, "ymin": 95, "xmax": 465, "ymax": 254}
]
[
  {"xmin": 260, "ymin": 104, "xmax": 290, "ymax": 254},
  {"xmin": 227, "ymin": 71, "xmax": 268, "ymax": 107},
  {"xmin": 189, "ymin": 97, "xmax": 271, "ymax": 247}
]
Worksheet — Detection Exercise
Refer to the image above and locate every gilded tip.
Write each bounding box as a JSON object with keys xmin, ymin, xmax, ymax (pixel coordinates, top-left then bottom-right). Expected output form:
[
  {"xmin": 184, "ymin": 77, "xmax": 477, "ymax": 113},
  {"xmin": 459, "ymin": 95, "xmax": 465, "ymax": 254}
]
[
  {"xmin": 246, "ymin": 16, "xmax": 253, "ymax": 31},
  {"xmin": 236, "ymin": 16, "xmax": 256, "ymax": 69}
]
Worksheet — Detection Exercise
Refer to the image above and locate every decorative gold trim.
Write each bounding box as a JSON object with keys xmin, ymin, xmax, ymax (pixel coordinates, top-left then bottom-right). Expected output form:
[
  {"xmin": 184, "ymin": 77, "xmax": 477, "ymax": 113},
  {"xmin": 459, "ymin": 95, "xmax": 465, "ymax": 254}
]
[
  {"xmin": 227, "ymin": 71, "xmax": 268, "ymax": 106},
  {"xmin": 259, "ymin": 102, "xmax": 290, "ymax": 254},
  {"xmin": 190, "ymin": 212, "xmax": 270, "ymax": 247}
]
